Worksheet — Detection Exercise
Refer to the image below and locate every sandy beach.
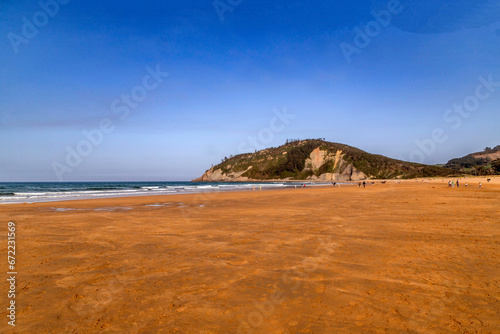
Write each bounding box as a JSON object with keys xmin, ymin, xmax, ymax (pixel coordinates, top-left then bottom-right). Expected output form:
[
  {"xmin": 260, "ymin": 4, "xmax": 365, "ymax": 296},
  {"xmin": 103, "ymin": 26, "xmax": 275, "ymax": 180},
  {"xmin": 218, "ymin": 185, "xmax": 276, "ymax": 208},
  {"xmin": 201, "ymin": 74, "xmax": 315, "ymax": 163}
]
[{"xmin": 1, "ymin": 178, "xmax": 499, "ymax": 333}]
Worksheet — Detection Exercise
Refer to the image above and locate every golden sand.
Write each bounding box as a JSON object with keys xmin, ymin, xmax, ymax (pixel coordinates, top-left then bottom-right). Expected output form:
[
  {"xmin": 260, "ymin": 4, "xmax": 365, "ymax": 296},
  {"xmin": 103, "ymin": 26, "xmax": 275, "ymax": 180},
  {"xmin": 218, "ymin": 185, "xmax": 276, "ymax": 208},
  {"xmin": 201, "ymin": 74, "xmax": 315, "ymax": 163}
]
[{"xmin": 1, "ymin": 178, "xmax": 499, "ymax": 333}]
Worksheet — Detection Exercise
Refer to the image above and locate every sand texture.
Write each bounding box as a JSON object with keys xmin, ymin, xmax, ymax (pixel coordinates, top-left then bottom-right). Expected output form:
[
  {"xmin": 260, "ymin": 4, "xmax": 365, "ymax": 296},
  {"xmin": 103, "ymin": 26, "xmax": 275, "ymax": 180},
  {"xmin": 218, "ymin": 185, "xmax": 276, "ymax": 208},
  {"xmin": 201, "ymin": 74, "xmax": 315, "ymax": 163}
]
[{"xmin": 1, "ymin": 179, "xmax": 499, "ymax": 333}]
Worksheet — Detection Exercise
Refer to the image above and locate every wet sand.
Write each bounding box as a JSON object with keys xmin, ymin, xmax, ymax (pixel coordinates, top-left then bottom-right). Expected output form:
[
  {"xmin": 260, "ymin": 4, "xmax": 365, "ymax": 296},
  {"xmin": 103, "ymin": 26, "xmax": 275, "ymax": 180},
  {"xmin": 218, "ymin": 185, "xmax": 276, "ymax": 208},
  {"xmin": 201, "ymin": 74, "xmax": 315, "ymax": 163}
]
[{"xmin": 1, "ymin": 178, "xmax": 499, "ymax": 333}]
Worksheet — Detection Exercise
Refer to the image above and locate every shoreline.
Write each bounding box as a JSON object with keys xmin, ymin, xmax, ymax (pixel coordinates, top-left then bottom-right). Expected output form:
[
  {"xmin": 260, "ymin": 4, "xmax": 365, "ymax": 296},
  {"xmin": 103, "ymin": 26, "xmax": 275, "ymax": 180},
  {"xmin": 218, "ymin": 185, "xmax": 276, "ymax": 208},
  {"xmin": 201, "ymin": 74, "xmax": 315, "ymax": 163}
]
[{"xmin": 1, "ymin": 175, "xmax": 498, "ymax": 205}]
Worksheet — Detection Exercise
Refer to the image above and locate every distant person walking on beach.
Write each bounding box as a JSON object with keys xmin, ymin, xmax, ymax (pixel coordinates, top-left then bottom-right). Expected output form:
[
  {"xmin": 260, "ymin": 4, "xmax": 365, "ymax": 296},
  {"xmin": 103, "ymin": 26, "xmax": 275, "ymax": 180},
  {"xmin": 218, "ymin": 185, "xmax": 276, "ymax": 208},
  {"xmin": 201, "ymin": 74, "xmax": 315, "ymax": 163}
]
[
  {"xmin": 448, "ymin": 181, "xmax": 451, "ymax": 188},
  {"xmin": 358, "ymin": 182, "xmax": 361, "ymax": 188},
  {"xmin": 363, "ymin": 181, "xmax": 366, "ymax": 188},
  {"xmin": 479, "ymin": 182, "xmax": 482, "ymax": 188},
  {"xmin": 456, "ymin": 180, "xmax": 459, "ymax": 188},
  {"xmin": 465, "ymin": 182, "xmax": 468, "ymax": 187}
]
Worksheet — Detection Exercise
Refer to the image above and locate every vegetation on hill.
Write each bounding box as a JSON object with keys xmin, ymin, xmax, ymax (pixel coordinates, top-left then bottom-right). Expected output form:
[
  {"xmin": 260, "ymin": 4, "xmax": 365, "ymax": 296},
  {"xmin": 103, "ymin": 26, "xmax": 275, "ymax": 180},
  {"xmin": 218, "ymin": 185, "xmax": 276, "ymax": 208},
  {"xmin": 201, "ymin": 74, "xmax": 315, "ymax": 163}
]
[
  {"xmin": 491, "ymin": 158, "xmax": 500, "ymax": 174},
  {"xmin": 209, "ymin": 139, "xmax": 456, "ymax": 180},
  {"xmin": 445, "ymin": 145, "xmax": 500, "ymax": 175},
  {"xmin": 446, "ymin": 156, "xmax": 491, "ymax": 169}
]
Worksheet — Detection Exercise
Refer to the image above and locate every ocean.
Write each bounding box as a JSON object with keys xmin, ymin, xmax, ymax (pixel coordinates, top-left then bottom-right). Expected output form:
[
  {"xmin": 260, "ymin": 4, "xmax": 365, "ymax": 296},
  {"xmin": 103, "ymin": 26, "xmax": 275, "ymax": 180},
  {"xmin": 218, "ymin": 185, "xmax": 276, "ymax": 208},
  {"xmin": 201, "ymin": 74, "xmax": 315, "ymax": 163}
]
[{"xmin": 0, "ymin": 181, "xmax": 325, "ymax": 204}]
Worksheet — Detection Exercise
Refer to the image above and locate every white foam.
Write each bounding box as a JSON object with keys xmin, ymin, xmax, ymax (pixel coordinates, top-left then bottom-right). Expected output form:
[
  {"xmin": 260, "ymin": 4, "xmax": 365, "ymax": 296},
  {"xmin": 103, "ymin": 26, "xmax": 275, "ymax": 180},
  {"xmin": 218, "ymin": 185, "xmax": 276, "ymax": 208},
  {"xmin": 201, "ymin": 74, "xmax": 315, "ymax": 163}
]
[{"xmin": 0, "ymin": 182, "xmax": 294, "ymax": 204}]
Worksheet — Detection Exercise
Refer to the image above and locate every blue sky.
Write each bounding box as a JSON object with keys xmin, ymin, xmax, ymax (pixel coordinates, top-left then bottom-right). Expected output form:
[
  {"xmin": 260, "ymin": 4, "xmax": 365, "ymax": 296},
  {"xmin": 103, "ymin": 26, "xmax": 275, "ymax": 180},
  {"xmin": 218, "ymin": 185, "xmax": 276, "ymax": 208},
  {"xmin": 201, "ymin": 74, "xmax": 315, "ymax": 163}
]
[{"xmin": 1, "ymin": 0, "xmax": 499, "ymax": 181}]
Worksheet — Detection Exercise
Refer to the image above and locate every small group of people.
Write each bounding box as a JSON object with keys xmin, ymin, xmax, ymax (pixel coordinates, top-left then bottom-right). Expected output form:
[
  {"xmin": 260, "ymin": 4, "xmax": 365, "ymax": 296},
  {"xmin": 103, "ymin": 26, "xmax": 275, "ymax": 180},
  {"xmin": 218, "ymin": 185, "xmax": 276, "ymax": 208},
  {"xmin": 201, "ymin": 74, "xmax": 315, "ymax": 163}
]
[
  {"xmin": 448, "ymin": 179, "xmax": 485, "ymax": 188},
  {"xmin": 448, "ymin": 180, "xmax": 463, "ymax": 188},
  {"xmin": 357, "ymin": 181, "xmax": 366, "ymax": 188}
]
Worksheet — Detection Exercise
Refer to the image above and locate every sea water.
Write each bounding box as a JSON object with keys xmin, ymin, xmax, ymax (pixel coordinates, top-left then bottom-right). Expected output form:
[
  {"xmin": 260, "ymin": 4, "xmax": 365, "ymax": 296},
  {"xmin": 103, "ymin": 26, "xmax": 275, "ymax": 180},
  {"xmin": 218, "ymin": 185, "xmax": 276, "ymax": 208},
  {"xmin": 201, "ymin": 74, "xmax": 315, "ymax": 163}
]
[{"xmin": 0, "ymin": 181, "xmax": 327, "ymax": 204}]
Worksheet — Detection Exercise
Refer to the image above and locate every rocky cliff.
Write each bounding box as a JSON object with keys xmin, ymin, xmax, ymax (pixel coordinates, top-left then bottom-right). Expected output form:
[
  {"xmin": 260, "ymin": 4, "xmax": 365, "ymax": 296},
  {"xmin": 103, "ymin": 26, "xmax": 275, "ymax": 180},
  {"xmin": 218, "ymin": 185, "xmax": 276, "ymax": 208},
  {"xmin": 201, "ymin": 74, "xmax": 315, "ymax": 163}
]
[{"xmin": 193, "ymin": 139, "xmax": 455, "ymax": 182}]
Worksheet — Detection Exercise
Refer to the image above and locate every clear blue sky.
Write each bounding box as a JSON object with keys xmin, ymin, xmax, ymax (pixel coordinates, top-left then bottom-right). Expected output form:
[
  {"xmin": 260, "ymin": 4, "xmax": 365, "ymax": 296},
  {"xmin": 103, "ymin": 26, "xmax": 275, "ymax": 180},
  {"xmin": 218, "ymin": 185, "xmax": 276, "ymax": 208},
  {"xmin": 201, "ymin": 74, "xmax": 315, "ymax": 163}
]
[{"xmin": 1, "ymin": 0, "xmax": 499, "ymax": 181}]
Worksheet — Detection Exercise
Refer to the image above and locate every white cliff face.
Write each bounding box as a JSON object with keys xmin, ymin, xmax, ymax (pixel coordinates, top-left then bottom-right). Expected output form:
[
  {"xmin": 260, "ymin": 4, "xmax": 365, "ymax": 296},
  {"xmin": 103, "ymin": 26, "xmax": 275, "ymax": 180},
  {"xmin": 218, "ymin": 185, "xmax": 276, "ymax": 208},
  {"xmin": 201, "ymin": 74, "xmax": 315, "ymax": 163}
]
[
  {"xmin": 304, "ymin": 148, "xmax": 367, "ymax": 181},
  {"xmin": 306, "ymin": 148, "xmax": 328, "ymax": 170}
]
